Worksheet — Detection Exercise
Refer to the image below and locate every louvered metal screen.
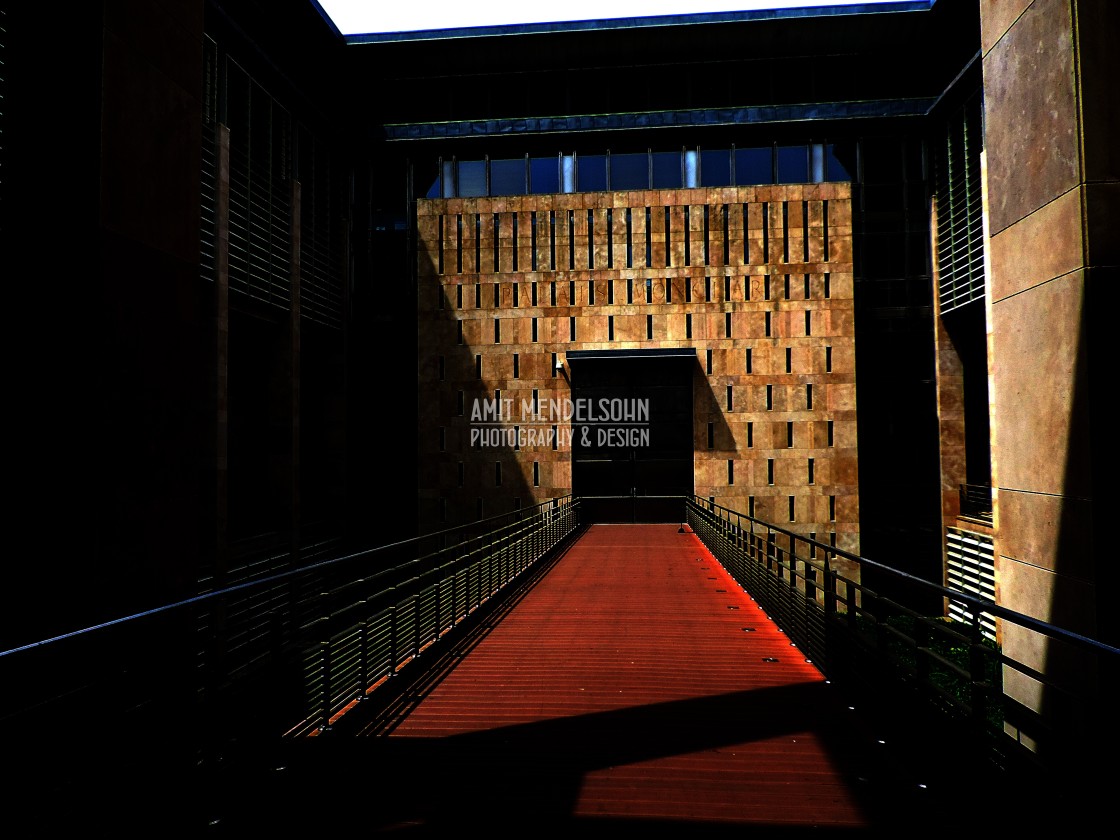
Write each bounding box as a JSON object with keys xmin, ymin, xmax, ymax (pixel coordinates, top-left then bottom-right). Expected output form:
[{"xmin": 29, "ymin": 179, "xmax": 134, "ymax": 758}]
[
  {"xmin": 946, "ymin": 526, "xmax": 996, "ymax": 642},
  {"xmin": 200, "ymin": 36, "xmax": 218, "ymax": 284},
  {"xmin": 936, "ymin": 93, "xmax": 985, "ymax": 314},
  {"xmin": 225, "ymin": 58, "xmax": 292, "ymax": 310},
  {"xmin": 298, "ymin": 126, "xmax": 347, "ymax": 330}
]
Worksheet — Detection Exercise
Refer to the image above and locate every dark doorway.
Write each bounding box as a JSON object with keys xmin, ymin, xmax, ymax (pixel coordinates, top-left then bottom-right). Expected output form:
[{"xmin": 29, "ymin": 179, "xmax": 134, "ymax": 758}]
[{"xmin": 567, "ymin": 349, "xmax": 695, "ymax": 522}]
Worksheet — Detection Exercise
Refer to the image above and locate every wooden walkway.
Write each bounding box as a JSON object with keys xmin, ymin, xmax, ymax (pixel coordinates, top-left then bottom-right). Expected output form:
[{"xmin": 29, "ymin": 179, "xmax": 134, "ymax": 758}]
[{"xmin": 215, "ymin": 523, "xmax": 942, "ymax": 835}]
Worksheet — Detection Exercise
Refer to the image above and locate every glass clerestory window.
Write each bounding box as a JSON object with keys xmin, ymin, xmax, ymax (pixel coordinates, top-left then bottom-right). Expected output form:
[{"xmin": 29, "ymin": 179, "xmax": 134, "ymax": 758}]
[{"xmin": 427, "ymin": 143, "xmax": 847, "ymax": 197}]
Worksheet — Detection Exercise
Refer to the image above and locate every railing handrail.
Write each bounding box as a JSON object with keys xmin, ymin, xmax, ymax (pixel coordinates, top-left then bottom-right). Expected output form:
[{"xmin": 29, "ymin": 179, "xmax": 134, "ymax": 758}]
[
  {"xmin": 0, "ymin": 494, "xmax": 574, "ymax": 661},
  {"xmin": 686, "ymin": 495, "xmax": 1120, "ymax": 659}
]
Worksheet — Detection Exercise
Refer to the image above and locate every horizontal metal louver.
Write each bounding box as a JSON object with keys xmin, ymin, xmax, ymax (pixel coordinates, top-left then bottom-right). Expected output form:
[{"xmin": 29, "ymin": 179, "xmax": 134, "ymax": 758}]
[
  {"xmin": 946, "ymin": 526, "xmax": 996, "ymax": 643},
  {"xmin": 936, "ymin": 93, "xmax": 985, "ymax": 314},
  {"xmin": 199, "ymin": 36, "xmax": 218, "ymax": 284},
  {"xmin": 226, "ymin": 58, "xmax": 292, "ymax": 310},
  {"xmin": 299, "ymin": 126, "xmax": 347, "ymax": 330}
]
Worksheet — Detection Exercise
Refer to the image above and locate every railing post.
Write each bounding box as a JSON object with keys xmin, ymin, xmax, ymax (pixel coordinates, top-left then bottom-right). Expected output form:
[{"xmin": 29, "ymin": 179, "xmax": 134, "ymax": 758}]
[
  {"xmin": 318, "ymin": 640, "xmax": 333, "ymax": 733},
  {"xmin": 387, "ymin": 602, "xmax": 398, "ymax": 678},
  {"xmin": 357, "ymin": 616, "xmax": 369, "ymax": 701},
  {"xmin": 969, "ymin": 611, "xmax": 989, "ymax": 729}
]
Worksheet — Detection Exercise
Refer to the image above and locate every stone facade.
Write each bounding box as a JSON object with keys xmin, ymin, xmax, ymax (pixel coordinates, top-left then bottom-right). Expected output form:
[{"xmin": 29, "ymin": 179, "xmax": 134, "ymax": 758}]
[{"xmin": 416, "ymin": 184, "xmax": 859, "ymax": 559}]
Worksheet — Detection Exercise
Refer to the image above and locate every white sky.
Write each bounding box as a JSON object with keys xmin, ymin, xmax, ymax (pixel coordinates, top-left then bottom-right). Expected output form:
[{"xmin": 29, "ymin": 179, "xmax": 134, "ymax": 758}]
[{"xmin": 316, "ymin": 0, "xmax": 913, "ymax": 36}]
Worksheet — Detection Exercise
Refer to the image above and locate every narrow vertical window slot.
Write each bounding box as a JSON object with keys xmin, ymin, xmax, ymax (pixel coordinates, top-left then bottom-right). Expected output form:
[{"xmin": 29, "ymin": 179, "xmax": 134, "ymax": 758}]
[
  {"xmin": 765, "ymin": 311, "xmax": 772, "ymax": 337},
  {"xmin": 786, "ymin": 347, "xmax": 792, "ymax": 373},
  {"xmin": 457, "ymin": 285, "xmax": 463, "ymax": 308},
  {"xmin": 802, "ymin": 200, "xmax": 809, "ymax": 262},
  {"xmin": 782, "ymin": 202, "xmax": 789, "ymax": 262},
  {"xmin": 607, "ymin": 208, "xmax": 614, "ymax": 267},
  {"xmin": 456, "ymin": 214, "xmax": 463, "ymax": 274},
  {"xmin": 728, "ymin": 460, "xmax": 735, "ymax": 485},
  {"xmin": 749, "ymin": 496, "xmax": 756, "ymax": 517},
  {"xmin": 608, "ymin": 316, "xmax": 615, "ymax": 341},
  {"xmin": 746, "ymin": 348, "xmax": 752, "ymax": 374},
  {"xmin": 552, "ymin": 425, "xmax": 558, "ymax": 450},
  {"xmin": 768, "ymin": 459, "xmax": 775, "ymax": 485},
  {"xmin": 824, "ymin": 273, "xmax": 831, "ymax": 299},
  {"xmin": 726, "ymin": 385, "xmax": 733, "ymax": 411},
  {"xmin": 806, "ymin": 384, "xmax": 814, "ymax": 410},
  {"xmin": 764, "ymin": 276, "xmax": 771, "ymax": 300},
  {"xmin": 762, "ymin": 204, "xmax": 770, "ymax": 263},
  {"xmin": 457, "ymin": 320, "xmax": 463, "ymax": 344},
  {"xmin": 438, "ymin": 215, "xmax": 444, "ymax": 274},
  {"xmin": 826, "ymin": 346, "xmax": 832, "ymax": 372},
  {"xmin": 666, "ymin": 277, "xmax": 672, "ymax": 303},
  {"xmin": 608, "ymin": 279, "xmax": 614, "ymax": 305},
  {"xmin": 645, "ymin": 207, "xmax": 652, "ymax": 267},
  {"xmin": 512, "ymin": 214, "xmax": 519, "ymax": 272},
  {"xmin": 723, "ymin": 205, "xmax": 730, "ymax": 265},
  {"xmin": 646, "ymin": 314, "xmax": 653, "ymax": 339},
  {"xmin": 787, "ymin": 421, "xmax": 794, "ymax": 448},
  {"xmin": 684, "ymin": 207, "xmax": 691, "ymax": 266},
  {"xmin": 493, "ymin": 213, "xmax": 500, "ymax": 271},
  {"xmin": 475, "ymin": 354, "xmax": 482, "ymax": 379},
  {"xmin": 685, "ymin": 278, "xmax": 692, "ymax": 303},
  {"xmin": 766, "ymin": 384, "xmax": 773, "ymax": 410},
  {"xmin": 789, "ymin": 496, "xmax": 796, "ymax": 522},
  {"xmin": 725, "ymin": 312, "xmax": 732, "ymax": 337},
  {"xmin": 533, "ymin": 462, "xmax": 540, "ymax": 487},
  {"xmin": 664, "ymin": 206, "xmax": 672, "ymax": 267},
  {"xmin": 747, "ymin": 422, "xmax": 754, "ymax": 448},
  {"xmin": 829, "ymin": 495, "xmax": 836, "ymax": 521},
  {"xmin": 828, "ymin": 420, "xmax": 834, "ymax": 446},
  {"xmin": 475, "ymin": 282, "xmax": 481, "ymax": 308},
  {"xmin": 570, "ymin": 316, "xmax": 576, "ymax": 341},
  {"xmin": 743, "ymin": 203, "xmax": 750, "ymax": 264},
  {"xmin": 513, "ymin": 353, "xmax": 519, "ymax": 379},
  {"xmin": 706, "ymin": 349, "xmax": 713, "ymax": 375},
  {"xmin": 822, "ymin": 200, "xmax": 830, "ymax": 261},
  {"xmin": 707, "ymin": 422, "xmax": 714, "ymax": 449},
  {"xmin": 532, "ymin": 282, "xmax": 538, "ymax": 307},
  {"xmin": 588, "ymin": 280, "xmax": 595, "ymax": 305},
  {"xmin": 569, "ymin": 280, "xmax": 575, "ymax": 305},
  {"xmin": 587, "ymin": 209, "xmax": 594, "ymax": 268},
  {"xmin": 551, "ymin": 352, "xmax": 557, "ymax": 377},
  {"xmin": 531, "ymin": 211, "xmax": 538, "ymax": 271},
  {"xmin": 705, "ymin": 276, "xmax": 712, "ymax": 302},
  {"xmin": 568, "ymin": 209, "xmax": 575, "ymax": 269},
  {"xmin": 494, "ymin": 318, "xmax": 500, "ymax": 344},
  {"xmin": 645, "ymin": 278, "xmax": 652, "ymax": 304},
  {"xmin": 724, "ymin": 276, "xmax": 731, "ymax": 301},
  {"xmin": 703, "ymin": 205, "xmax": 711, "ymax": 265},
  {"xmin": 805, "ymin": 310, "xmax": 812, "ymax": 335},
  {"xmin": 494, "ymin": 282, "xmax": 499, "ymax": 307},
  {"xmin": 532, "ymin": 317, "xmax": 538, "ymax": 342},
  {"xmin": 686, "ymin": 314, "xmax": 693, "ymax": 339},
  {"xmin": 549, "ymin": 210, "xmax": 556, "ymax": 270},
  {"xmin": 626, "ymin": 208, "xmax": 633, "ymax": 268},
  {"xmin": 551, "ymin": 281, "xmax": 556, "ymax": 306},
  {"xmin": 808, "ymin": 458, "xmax": 815, "ymax": 485},
  {"xmin": 513, "ymin": 283, "xmax": 519, "ymax": 308}
]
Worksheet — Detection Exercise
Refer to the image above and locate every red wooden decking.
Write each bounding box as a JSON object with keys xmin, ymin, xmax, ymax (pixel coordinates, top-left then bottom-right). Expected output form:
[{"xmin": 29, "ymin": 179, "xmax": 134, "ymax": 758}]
[{"xmin": 349, "ymin": 523, "xmax": 922, "ymax": 833}]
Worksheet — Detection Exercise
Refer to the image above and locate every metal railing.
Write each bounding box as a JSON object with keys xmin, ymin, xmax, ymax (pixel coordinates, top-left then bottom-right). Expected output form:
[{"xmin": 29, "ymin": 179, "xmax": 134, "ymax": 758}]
[
  {"xmin": 684, "ymin": 494, "xmax": 1120, "ymax": 779},
  {"xmin": 1, "ymin": 495, "xmax": 580, "ymax": 767}
]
